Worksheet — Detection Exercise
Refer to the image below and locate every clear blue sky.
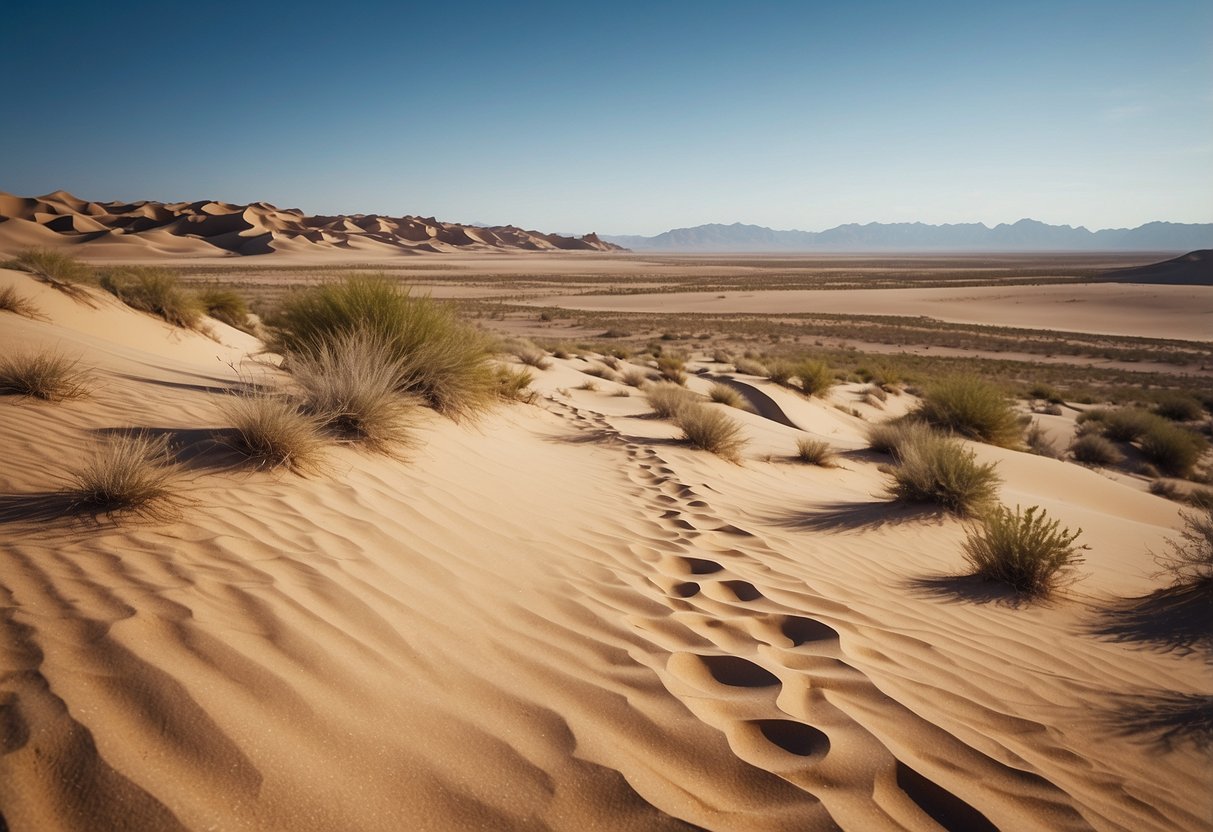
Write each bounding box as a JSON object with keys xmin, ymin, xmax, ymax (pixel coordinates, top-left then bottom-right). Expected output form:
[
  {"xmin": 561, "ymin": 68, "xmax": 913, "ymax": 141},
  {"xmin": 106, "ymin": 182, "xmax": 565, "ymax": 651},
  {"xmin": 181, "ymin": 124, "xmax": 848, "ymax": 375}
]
[{"xmin": 2, "ymin": 1, "xmax": 1210, "ymax": 235}]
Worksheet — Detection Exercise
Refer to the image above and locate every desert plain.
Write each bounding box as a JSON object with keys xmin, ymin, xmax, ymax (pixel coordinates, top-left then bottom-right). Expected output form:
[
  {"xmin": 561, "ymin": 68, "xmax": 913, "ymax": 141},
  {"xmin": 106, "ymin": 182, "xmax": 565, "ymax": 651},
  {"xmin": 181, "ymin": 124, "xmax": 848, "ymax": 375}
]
[{"xmin": 1, "ymin": 236, "xmax": 1211, "ymax": 831}]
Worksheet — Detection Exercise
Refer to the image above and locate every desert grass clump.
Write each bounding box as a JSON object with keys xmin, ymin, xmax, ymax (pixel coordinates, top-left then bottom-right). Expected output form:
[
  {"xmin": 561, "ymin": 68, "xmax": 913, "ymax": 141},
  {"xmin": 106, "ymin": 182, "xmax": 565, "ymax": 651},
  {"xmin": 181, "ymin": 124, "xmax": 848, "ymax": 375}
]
[
  {"xmin": 708, "ymin": 382, "xmax": 748, "ymax": 410},
  {"xmin": 0, "ymin": 284, "xmax": 43, "ymax": 318},
  {"xmin": 218, "ymin": 392, "xmax": 326, "ymax": 472},
  {"xmin": 583, "ymin": 363, "xmax": 618, "ymax": 381},
  {"xmin": 198, "ymin": 288, "xmax": 251, "ymax": 329},
  {"xmin": 765, "ymin": 359, "xmax": 796, "ymax": 387},
  {"xmin": 864, "ymin": 419, "xmax": 935, "ymax": 457},
  {"xmin": 674, "ymin": 404, "xmax": 747, "ymax": 462},
  {"xmin": 1024, "ymin": 421, "xmax": 1061, "ymax": 458},
  {"xmin": 647, "ymin": 382, "xmax": 699, "ymax": 419},
  {"xmin": 961, "ymin": 504, "xmax": 1086, "ymax": 597},
  {"xmin": 290, "ymin": 331, "xmax": 420, "ymax": 453},
  {"xmin": 733, "ymin": 357, "xmax": 768, "ymax": 377},
  {"xmin": 1152, "ymin": 506, "xmax": 1213, "ymax": 590},
  {"xmin": 0, "ymin": 352, "xmax": 90, "ymax": 401},
  {"xmin": 794, "ymin": 437, "xmax": 835, "ymax": 466},
  {"xmin": 494, "ymin": 365, "xmax": 536, "ymax": 403},
  {"xmin": 1139, "ymin": 421, "xmax": 1208, "ymax": 478},
  {"xmin": 1154, "ymin": 394, "xmax": 1204, "ymax": 423},
  {"xmin": 273, "ymin": 277, "xmax": 493, "ymax": 421},
  {"xmin": 67, "ymin": 433, "xmax": 177, "ymax": 517},
  {"xmin": 5, "ymin": 248, "xmax": 93, "ymax": 293},
  {"xmin": 794, "ymin": 359, "xmax": 835, "ymax": 397},
  {"xmin": 1100, "ymin": 407, "xmax": 1163, "ymax": 443},
  {"xmin": 914, "ymin": 375, "xmax": 1022, "ymax": 447},
  {"xmin": 513, "ymin": 343, "xmax": 551, "ymax": 369},
  {"xmin": 620, "ymin": 368, "xmax": 649, "ymax": 388},
  {"xmin": 1069, "ymin": 434, "xmax": 1124, "ymax": 466},
  {"xmin": 656, "ymin": 355, "xmax": 687, "ymax": 385},
  {"xmin": 885, "ymin": 430, "xmax": 1001, "ymax": 516},
  {"xmin": 100, "ymin": 266, "xmax": 202, "ymax": 328}
]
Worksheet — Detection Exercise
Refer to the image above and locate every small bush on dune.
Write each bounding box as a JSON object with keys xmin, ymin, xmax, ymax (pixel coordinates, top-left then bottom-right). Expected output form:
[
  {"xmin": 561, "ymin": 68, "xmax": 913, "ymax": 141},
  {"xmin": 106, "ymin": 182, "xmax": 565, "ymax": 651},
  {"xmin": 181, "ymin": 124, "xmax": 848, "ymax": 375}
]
[
  {"xmin": 1070, "ymin": 434, "xmax": 1124, "ymax": 466},
  {"xmin": 915, "ymin": 375, "xmax": 1022, "ymax": 447},
  {"xmin": 0, "ymin": 284, "xmax": 43, "ymax": 318},
  {"xmin": 67, "ymin": 433, "xmax": 177, "ymax": 517},
  {"xmin": 795, "ymin": 437, "xmax": 835, "ymax": 466},
  {"xmin": 962, "ymin": 504, "xmax": 1086, "ymax": 597},
  {"xmin": 5, "ymin": 248, "xmax": 93, "ymax": 293},
  {"xmin": 647, "ymin": 382, "xmax": 699, "ymax": 419},
  {"xmin": 1025, "ymin": 421, "xmax": 1061, "ymax": 458},
  {"xmin": 1099, "ymin": 408, "xmax": 1162, "ymax": 443},
  {"xmin": 290, "ymin": 331, "xmax": 420, "ymax": 453},
  {"xmin": 885, "ymin": 429, "xmax": 1001, "ymax": 516},
  {"xmin": 219, "ymin": 392, "xmax": 326, "ymax": 472},
  {"xmin": 733, "ymin": 357, "xmax": 768, "ymax": 377},
  {"xmin": 656, "ymin": 355, "xmax": 687, "ymax": 385},
  {"xmin": 1152, "ymin": 507, "xmax": 1213, "ymax": 590},
  {"xmin": 766, "ymin": 360, "xmax": 796, "ymax": 386},
  {"xmin": 583, "ymin": 363, "xmax": 618, "ymax": 381},
  {"xmin": 1139, "ymin": 421, "xmax": 1207, "ymax": 478},
  {"xmin": 795, "ymin": 360, "xmax": 835, "ymax": 397},
  {"xmin": 675, "ymin": 404, "xmax": 747, "ymax": 462},
  {"xmin": 1149, "ymin": 479, "xmax": 1180, "ymax": 500},
  {"xmin": 708, "ymin": 382, "xmax": 748, "ymax": 409},
  {"xmin": 100, "ymin": 266, "xmax": 202, "ymax": 328},
  {"xmin": 494, "ymin": 365, "xmax": 536, "ymax": 403},
  {"xmin": 198, "ymin": 288, "xmax": 250, "ymax": 329},
  {"xmin": 1186, "ymin": 487, "xmax": 1213, "ymax": 511},
  {"xmin": 1154, "ymin": 395, "xmax": 1204, "ymax": 423},
  {"xmin": 865, "ymin": 419, "xmax": 935, "ymax": 457},
  {"xmin": 621, "ymin": 368, "xmax": 649, "ymax": 388},
  {"xmin": 513, "ymin": 343, "xmax": 551, "ymax": 369},
  {"xmin": 273, "ymin": 277, "xmax": 494, "ymax": 421},
  {"xmin": 0, "ymin": 352, "xmax": 89, "ymax": 401}
]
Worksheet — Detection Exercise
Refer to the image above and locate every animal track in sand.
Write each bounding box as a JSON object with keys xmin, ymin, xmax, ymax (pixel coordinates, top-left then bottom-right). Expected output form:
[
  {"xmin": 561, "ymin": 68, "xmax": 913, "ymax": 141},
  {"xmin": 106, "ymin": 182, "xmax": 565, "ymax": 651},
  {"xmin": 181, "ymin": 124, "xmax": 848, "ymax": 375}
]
[{"xmin": 751, "ymin": 719, "xmax": 831, "ymax": 759}]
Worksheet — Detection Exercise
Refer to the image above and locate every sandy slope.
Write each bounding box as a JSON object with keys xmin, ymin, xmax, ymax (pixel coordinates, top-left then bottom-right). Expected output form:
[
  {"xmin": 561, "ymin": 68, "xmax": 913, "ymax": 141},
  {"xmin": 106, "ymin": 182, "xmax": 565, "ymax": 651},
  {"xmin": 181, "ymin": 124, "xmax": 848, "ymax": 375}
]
[{"xmin": 0, "ymin": 271, "xmax": 1209, "ymax": 831}]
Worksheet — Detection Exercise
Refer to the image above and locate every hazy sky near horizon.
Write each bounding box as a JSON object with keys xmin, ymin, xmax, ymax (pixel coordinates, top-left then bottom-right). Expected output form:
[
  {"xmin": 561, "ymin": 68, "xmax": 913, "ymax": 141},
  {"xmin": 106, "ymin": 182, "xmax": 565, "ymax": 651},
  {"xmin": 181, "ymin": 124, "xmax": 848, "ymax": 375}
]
[{"xmin": 2, "ymin": 1, "xmax": 1210, "ymax": 235}]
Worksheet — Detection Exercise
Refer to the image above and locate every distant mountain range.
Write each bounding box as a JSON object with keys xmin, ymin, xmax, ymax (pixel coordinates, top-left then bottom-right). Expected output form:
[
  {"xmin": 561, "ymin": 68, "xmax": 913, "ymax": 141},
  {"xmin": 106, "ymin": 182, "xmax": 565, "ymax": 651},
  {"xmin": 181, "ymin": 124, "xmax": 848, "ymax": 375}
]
[{"xmin": 604, "ymin": 219, "xmax": 1213, "ymax": 252}]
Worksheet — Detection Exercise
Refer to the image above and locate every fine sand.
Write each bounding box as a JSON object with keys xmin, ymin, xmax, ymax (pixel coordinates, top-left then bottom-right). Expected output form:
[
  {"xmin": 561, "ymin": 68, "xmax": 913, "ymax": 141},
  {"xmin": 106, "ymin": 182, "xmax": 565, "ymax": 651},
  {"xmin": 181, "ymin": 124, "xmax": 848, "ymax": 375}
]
[{"xmin": 0, "ymin": 268, "xmax": 1210, "ymax": 831}]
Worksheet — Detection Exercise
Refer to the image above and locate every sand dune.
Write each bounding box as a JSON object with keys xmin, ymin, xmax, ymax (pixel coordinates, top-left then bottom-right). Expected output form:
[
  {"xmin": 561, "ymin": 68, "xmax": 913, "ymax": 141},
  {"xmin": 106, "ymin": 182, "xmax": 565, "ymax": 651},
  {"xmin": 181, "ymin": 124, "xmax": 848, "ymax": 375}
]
[
  {"xmin": 0, "ymin": 190, "xmax": 622, "ymax": 260},
  {"xmin": 0, "ymin": 270, "xmax": 1209, "ymax": 830}
]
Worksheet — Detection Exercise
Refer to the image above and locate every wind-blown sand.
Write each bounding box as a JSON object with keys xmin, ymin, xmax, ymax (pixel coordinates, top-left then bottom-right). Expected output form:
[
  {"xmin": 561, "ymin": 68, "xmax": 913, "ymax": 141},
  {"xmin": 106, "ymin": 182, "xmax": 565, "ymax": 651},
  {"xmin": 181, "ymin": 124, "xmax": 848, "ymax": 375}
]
[{"xmin": 0, "ymin": 268, "xmax": 1210, "ymax": 830}]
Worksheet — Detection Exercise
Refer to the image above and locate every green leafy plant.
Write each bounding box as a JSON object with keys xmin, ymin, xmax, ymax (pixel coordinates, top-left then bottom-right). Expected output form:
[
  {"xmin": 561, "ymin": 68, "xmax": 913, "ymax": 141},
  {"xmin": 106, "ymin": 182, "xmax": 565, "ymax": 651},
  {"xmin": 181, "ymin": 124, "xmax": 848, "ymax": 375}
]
[{"xmin": 962, "ymin": 504, "xmax": 1087, "ymax": 597}]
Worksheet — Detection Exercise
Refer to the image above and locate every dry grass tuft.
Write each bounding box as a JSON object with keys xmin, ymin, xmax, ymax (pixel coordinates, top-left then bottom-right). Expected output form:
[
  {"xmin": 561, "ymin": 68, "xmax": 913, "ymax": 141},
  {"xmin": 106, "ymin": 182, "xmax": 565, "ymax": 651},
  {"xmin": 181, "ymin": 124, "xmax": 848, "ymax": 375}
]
[
  {"xmin": 494, "ymin": 365, "xmax": 537, "ymax": 403},
  {"xmin": 647, "ymin": 382, "xmax": 699, "ymax": 419},
  {"xmin": 0, "ymin": 352, "xmax": 90, "ymax": 401},
  {"xmin": 67, "ymin": 433, "xmax": 178, "ymax": 518},
  {"xmin": 915, "ymin": 375, "xmax": 1022, "ymax": 447},
  {"xmin": 794, "ymin": 437, "xmax": 836, "ymax": 466},
  {"xmin": 100, "ymin": 266, "xmax": 202, "ymax": 328},
  {"xmin": 5, "ymin": 249, "xmax": 94, "ymax": 295},
  {"xmin": 198, "ymin": 288, "xmax": 251, "ymax": 329},
  {"xmin": 0, "ymin": 284, "xmax": 44, "ymax": 319},
  {"xmin": 708, "ymin": 382, "xmax": 749, "ymax": 409},
  {"xmin": 219, "ymin": 391, "xmax": 326, "ymax": 472},
  {"xmin": 865, "ymin": 420, "xmax": 934, "ymax": 456},
  {"xmin": 962, "ymin": 504, "xmax": 1086, "ymax": 597},
  {"xmin": 621, "ymin": 368, "xmax": 650, "ymax": 388},
  {"xmin": 885, "ymin": 429, "xmax": 1001, "ymax": 516},
  {"xmin": 1070, "ymin": 434, "xmax": 1124, "ymax": 466},
  {"xmin": 675, "ymin": 404, "xmax": 747, "ymax": 462}
]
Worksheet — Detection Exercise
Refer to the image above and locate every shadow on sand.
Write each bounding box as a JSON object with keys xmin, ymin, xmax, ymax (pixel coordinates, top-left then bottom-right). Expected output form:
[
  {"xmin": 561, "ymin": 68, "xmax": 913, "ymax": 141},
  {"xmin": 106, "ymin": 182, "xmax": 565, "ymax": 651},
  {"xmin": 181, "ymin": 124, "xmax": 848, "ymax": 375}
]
[
  {"xmin": 1087, "ymin": 584, "xmax": 1213, "ymax": 657},
  {"xmin": 1096, "ymin": 690, "xmax": 1213, "ymax": 751},
  {"xmin": 767, "ymin": 500, "xmax": 944, "ymax": 532}
]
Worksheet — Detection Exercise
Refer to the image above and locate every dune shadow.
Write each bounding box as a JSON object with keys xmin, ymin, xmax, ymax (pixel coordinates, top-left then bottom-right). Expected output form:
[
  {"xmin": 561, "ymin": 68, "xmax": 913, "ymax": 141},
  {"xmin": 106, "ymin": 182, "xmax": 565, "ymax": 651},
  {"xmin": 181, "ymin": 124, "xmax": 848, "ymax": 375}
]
[
  {"xmin": 1096, "ymin": 690, "xmax": 1213, "ymax": 751},
  {"xmin": 545, "ymin": 428, "xmax": 623, "ymax": 446},
  {"xmin": 0, "ymin": 492, "xmax": 86, "ymax": 524},
  {"xmin": 906, "ymin": 574, "xmax": 1024, "ymax": 606},
  {"xmin": 91, "ymin": 426, "xmax": 251, "ymax": 471},
  {"xmin": 112, "ymin": 373, "xmax": 272, "ymax": 397},
  {"xmin": 767, "ymin": 500, "xmax": 942, "ymax": 532},
  {"xmin": 1087, "ymin": 584, "xmax": 1213, "ymax": 657}
]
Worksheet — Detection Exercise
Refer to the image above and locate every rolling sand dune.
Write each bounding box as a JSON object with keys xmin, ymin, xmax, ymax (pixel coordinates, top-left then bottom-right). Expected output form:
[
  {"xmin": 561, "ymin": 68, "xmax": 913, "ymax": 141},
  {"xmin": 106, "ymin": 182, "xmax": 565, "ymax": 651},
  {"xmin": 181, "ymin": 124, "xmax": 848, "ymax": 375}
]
[
  {"xmin": 0, "ymin": 269, "xmax": 1210, "ymax": 830},
  {"xmin": 0, "ymin": 190, "xmax": 622, "ymax": 260}
]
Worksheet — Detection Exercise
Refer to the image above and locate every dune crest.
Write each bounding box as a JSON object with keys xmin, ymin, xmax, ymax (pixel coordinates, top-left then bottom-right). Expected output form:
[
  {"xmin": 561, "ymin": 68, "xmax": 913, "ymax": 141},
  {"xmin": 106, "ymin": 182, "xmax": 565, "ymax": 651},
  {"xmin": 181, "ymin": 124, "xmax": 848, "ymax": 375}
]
[{"xmin": 0, "ymin": 190, "xmax": 623, "ymax": 259}]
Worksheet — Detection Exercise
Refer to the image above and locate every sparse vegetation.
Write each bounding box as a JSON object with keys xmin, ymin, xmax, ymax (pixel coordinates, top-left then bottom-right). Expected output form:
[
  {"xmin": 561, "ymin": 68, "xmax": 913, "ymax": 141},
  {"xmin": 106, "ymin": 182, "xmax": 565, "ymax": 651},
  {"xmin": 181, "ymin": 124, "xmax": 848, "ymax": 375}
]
[
  {"xmin": 914, "ymin": 375, "xmax": 1022, "ymax": 447},
  {"xmin": 5, "ymin": 248, "xmax": 93, "ymax": 293},
  {"xmin": 865, "ymin": 420, "xmax": 934, "ymax": 457},
  {"xmin": 794, "ymin": 359, "xmax": 835, "ymax": 397},
  {"xmin": 494, "ymin": 365, "xmax": 536, "ymax": 403},
  {"xmin": 646, "ymin": 382, "xmax": 699, "ymax": 419},
  {"xmin": 198, "ymin": 287, "xmax": 251, "ymax": 329},
  {"xmin": 885, "ymin": 429, "xmax": 1001, "ymax": 516},
  {"xmin": 1024, "ymin": 422, "xmax": 1061, "ymax": 458},
  {"xmin": 0, "ymin": 284, "xmax": 43, "ymax": 318},
  {"xmin": 1152, "ymin": 507, "xmax": 1213, "ymax": 590},
  {"xmin": 620, "ymin": 368, "xmax": 649, "ymax": 388},
  {"xmin": 734, "ymin": 357, "xmax": 768, "ymax": 376},
  {"xmin": 656, "ymin": 355, "xmax": 687, "ymax": 385},
  {"xmin": 675, "ymin": 404, "xmax": 747, "ymax": 462},
  {"xmin": 272, "ymin": 277, "xmax": 494, "ymax": 421},
  {"xmin": 962, "ymin": 504, "xmax": 1087, "ymax": 597},
  {"xmin": 67, "ymin": 433, "xmax": 177, "ymax": 517},
  {"xmin": 0, "ymin": 351, "xmax": 90, "ymax": 401},
  {"xmin": 1155, "ymin": 394, "xmax": 1204, "ymax": 423},
  {"xmin": 100, "ymin": 266, "xmax": 203, "ymax": 328},
  {"xmin": 794, "ymin": 437, "xmax": 835, "ymax": 466},
  {"xmin": 708, "ymin": 382, "xmax": 748, "ymax": 409},
  {"xmin": 1139, "ymin": 421, "xmax": 1207, "ymax": 478},
  {"xmin": 219, "ymin": 391, "xmax": 326, "ymax": 472},
  {"xmin": 1070, "ymin": 434, "xmax": 1124, "ymax": 466}
]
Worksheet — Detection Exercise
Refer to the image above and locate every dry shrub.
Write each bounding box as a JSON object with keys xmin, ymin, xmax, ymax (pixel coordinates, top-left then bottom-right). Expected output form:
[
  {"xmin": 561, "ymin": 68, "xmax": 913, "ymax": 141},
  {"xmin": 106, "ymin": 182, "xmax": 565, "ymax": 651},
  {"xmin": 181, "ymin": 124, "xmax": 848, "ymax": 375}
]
[
  {"xmin": 1154, "ymin": 395, "xmax": 1204, "ymax": 423},
  {"xmin": 795, "ymin": 359, "xmax": 835, "ymax": 397},
  {"xmin": 219, "ymin": 392, "xmax": 326, "ymax": 472},
  {"xmin": 885, "ymin": 429, "xmax": 1001, "ymax": 516},
  {"xmin": 494, "ymin": 365, "xmax": 536, "ymax": 403},
  {"xmin": 1024, "ymin": 422, "xmax": 1061, "ymax": 458},
  {"xmin": 583, "ymin": 363, "xmax": 618, "ymax": 381},
  {"xmin": 5, "ymin": 248, "xmax": 93, "ymax": 295},
  {"xmin": 865, "ymin": 420, "xmax": 935, "ymax": 456},
  {"xmin": 100, "ymin": 266, "xmax": 202, "ymax": 328},
  {"xmin": 733, "ymin": 357, "xmax": 768, "ymax": 376},
  {"xmin": 795, "ymin": 437, "xmax": 835, "ymax": 466},
  {"xmin": 198, "ymin": 288, "xmax": 251, "ymax": 329},
  {"xmin": 656, "ymin": 355, "xmax": 687, "ymax": 385},
  {"xmin": 1070, "ymin": 434, "xmax": 1123, "ymax": 466},
  {"xmin": 1139, "ymin": 421, "xmax": 1208, "ymax": 478},
  {"xmin": 67, "ymin": 433, "xmax": 177, "ymax": 517},
  {"xmin": 915, "ymin": 375, "xmax": 1022, "ymax": 447},
  {"xmin": 708, "ymin": 382, "xmax": 748, "ymax": 409},
  {"xmin": 647, "ymin": 382, "xmax": 699, "ymax": 419},
  {"xmin": 1100, "ymin": 408, "xmax": 1163, "ymax": 442},
  {"xmin": 1152, "ymin": 507, "xmax": 1213, "ymax": 590},
  {"xmin": 675, "ymin": 404, "xmax": 747, "ymax": 462},
  {"xmin": 0, "ymin": 285, "xmax": 43, "ymax": 319},
  {"xmin": 0, "ymin": 352, "xmax": 89, "ymax": 401},
  {"xmin": 962, "ymin": 504, "xmax": 1086, "ymax": 597},
  {"xmin": 621, "ymin": 368, "xmax": 649, "ymax": 388}
]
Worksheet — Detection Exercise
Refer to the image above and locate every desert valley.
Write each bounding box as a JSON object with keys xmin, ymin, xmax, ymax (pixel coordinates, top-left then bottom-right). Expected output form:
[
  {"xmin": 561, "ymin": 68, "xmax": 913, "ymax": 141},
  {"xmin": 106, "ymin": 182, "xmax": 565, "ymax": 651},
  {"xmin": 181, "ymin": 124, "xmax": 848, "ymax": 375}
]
[{"xmin": 0, "ymin": 187, "xmax": 1210, "ymax": 831}]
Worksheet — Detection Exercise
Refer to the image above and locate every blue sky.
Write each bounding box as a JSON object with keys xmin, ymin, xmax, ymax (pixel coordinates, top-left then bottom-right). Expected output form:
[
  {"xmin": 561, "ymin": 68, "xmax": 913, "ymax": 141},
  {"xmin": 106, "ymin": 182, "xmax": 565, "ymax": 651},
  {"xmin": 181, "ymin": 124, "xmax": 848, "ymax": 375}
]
[{"xmin": 2, "ymin": 1, "xmax": 1210, "ymax": 235}]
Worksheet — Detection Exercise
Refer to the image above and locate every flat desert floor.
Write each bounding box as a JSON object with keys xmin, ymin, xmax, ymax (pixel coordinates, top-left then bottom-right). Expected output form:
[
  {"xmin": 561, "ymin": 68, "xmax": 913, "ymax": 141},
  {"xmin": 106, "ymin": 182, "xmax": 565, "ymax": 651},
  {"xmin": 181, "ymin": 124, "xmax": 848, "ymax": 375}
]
[{"xmin": 0, "ymin": 252, "xmax": 1210, "ymax": 831}]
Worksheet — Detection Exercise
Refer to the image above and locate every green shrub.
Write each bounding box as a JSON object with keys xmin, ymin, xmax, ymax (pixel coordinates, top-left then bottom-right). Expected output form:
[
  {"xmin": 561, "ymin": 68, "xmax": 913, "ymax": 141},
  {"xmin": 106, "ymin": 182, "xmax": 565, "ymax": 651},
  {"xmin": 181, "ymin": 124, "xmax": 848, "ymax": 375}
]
[
  {"xmin": 290, "ymin": 330, "xmax": 420, "ymax": 453},
  {"xmin": 0, "ymin": 351, "xmax": 89, "ymax": 401},
  {"xmin": 795, "ymin": 360, "xmax": 835, "ymax": 397},
  {"xmin": 915, "ymin": 375, "xmax": 1022, "ymax": 447},
  {"xmin": 0, "ymin": 285, "xmax": 42, "ymax": 318},
  {"xmin": 218, "ymin": 392, "xmax": 325, "ymax": 472},
  {"xmin": 1100, "ymin": 408, "xmax": 1163, "ymax": 442},
  {"xmin": 1154, "ymin": 395, "xmax": 1204, "ymax": 422},
  {"xmin": 708, "ymin": 382, "xmax": 748, "ymax": 409},
  {"xmin": 1152, "ymin": 507, "xmax": 1213, "ymax": 590},
  {"xmin": 646, "ymin": 382, "xmax": 698, "ymax": 419},
  {"xmin": 795, "ymin": 437, "xmax": 835, "ymax": 466},
  {"xmin": 1070, "ymin": 434, "xmax": 1124, "ymax": 466},
  {"xmin": 272, "ymin": 277, "xmax": 494, "ymax": 421},
  {"xmin": 67, "ymin": 433, "xmax": 177, "ymax": 517},
  {"xmin": 962, "ymin": 505, "xmax": 1086, "ymax": 597},
  {"xmin": 885, "ymin": 430, "xmax": 1001, "ymax": 516},
  {"xmin": 198, "ymin": 288, "xmax": 250, "ymax": 328},
  {"xmin": 100, "ymin": 266, "xmax": 202, "ymax": 328},
  {"xmin": 5, "ymin": 248, "xmax": 93, "ymax": 293},
  {"xmin": 1139, "ymin": 421, "xmax": 1207, "ymax": 477},
  {"xmin": 675, "ymin": 404, "xmax": 747, "ymax": 462}
]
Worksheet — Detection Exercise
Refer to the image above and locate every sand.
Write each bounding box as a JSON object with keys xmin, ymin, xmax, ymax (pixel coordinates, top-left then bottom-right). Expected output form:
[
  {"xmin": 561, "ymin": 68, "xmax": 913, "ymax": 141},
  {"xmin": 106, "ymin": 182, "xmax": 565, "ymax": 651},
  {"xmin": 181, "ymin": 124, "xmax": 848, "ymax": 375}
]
[{"xmin": 0, "ymin": 268, "xmax": 1210, "ymax": 831}]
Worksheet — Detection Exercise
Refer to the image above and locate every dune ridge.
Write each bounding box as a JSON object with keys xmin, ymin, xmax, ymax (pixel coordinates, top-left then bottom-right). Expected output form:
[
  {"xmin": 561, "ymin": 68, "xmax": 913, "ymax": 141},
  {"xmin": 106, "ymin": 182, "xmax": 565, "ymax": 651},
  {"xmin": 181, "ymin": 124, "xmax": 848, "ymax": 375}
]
[
  {"xmin": 0, "ymin": 190, "xmax": 622, "ymax": 259},
  {"xmin": 0, "ymin": 269, "xmax": 1209, "ymax": 830}
]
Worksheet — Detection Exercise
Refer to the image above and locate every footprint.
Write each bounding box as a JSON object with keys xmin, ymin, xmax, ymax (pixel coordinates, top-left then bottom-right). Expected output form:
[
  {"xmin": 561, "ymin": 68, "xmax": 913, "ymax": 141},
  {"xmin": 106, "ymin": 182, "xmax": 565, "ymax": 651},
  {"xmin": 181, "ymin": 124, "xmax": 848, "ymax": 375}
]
[
  {"xmin": 896, "ymin": 762, "xmax": 999, "ymax": 832},
  {"xmin": 752, "ymin": 719, "xmax": 830, "ymax": 759},
  {"xmin": 699, "ymin": 655, "xmax": 781, "ymax": 688},
  {"xmin": 781, "ymin": 616, "xmax": 840, "ymax": 647}
]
